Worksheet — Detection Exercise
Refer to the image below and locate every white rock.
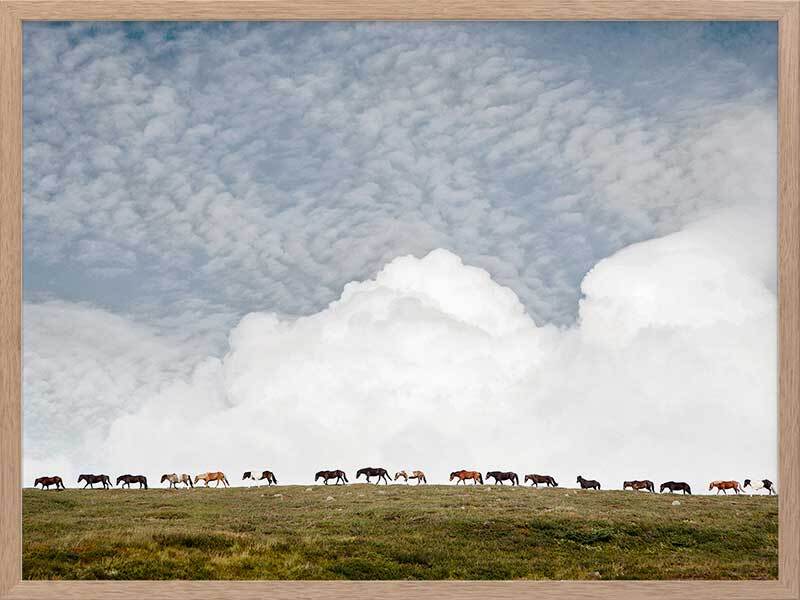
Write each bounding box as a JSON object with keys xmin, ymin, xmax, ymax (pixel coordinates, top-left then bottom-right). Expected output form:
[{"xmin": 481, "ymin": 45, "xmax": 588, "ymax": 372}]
[{"xmin": 672, "ymin": 500, "xmax": 681, "ymax": 506}]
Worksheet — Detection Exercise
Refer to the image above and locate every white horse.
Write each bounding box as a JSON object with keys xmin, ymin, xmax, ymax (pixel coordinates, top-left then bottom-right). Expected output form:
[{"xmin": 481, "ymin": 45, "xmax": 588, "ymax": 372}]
[
  {"xmin": 160, "ymin": 473, "xmax": 193, "ymax": 489},
  {"xmin": 744, "ymin": 478, "xmax": 776, "ymax": 495}
]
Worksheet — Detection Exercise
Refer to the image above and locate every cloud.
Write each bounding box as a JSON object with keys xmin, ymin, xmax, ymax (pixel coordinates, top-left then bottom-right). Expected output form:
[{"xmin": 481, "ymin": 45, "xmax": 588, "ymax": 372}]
[
  {"xmin": 24, "ymin": 201, "xmax": 776, "ymax": 491},
  {"xmin": 23, "ymin": 22, "xmax": 776, "ymax": 330}
]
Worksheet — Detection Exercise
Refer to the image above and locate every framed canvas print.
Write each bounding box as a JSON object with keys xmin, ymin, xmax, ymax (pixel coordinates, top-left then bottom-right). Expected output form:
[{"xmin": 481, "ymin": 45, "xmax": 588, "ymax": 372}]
[{"xmin": 1, "ymin": 1, "xmax": 799, "ymax": 599}]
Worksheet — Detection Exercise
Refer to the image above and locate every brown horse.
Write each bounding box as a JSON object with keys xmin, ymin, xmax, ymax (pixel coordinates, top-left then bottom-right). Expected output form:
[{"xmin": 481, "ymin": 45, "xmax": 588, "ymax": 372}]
[
  {"xmin": 576, "ymin": 475, "xmax": 601, "ymax": 490},
  {"xmin": 450, "ymin": 470, "xmax": 483, "ymax": 485},
  {"xmin": 394, "ymin": 470, "xmax": 427, "ymax": 484},
  {"xmin": 34, "ymin": 476, "xmax": 65, "ymax": 490},
  {"xmin": 660, "ymin": 481, "xmax": 691, "ymax": 494},
  {"xmin": 315, "ymin": 470, "xmax": 348, "ymax": 485},
  {"xmin": 116, "ymin": 474, "xmax": 148, "ymax": 489},
  {"xmin": 78, "ymin": 474, "xmax": 111, "ymax": 489},
  {"xmin": 486, "ymin": 471, "xmax": 519, "ymax": 485},
  {"xmin": 356, "ymin": 467, "xmax": 391, "ymax": 484},
  {"xmin": 161, "ymin": 473, "xmax": 193, "ymax": 488},
  {"xmin": 195, "ymin": 472, "xmax": 229, "ymax": 487},
  {"xmin": 623, "ymin": 480, "xmax": 655, "ymax": 492},
  {"xmin": 709, "ymin": 480, "xmax": 743, "ymax": 494},
  {"xmin": 525, "ymin": 474, "xmax": 558, "ymax": 487}
]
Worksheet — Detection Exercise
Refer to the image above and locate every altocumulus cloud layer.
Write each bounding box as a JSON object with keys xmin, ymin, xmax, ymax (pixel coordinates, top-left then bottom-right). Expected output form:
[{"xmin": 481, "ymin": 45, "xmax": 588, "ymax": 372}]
[{"xmin": 22, "ymin": 22, "xmax": 777, "ymax": 488}]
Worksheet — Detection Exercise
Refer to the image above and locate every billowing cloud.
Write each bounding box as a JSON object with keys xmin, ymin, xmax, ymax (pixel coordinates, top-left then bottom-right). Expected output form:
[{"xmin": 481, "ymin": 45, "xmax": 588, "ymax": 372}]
[{"xmin": 24, "ymin": 200, "xmax": 776, "ymax": 491}]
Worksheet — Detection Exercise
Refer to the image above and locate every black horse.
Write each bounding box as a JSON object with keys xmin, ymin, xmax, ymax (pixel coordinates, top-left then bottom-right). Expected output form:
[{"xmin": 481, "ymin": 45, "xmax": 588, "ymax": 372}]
[
  {"xmin": 743, "ymin": 478, "xmax": 776, "ymax": 495},
  {"xmin": 525, "ymin": 474, "xmax": 558, "ymax": 487},
  {"xmin": 659, "ymin": 481, "xmax": 692, "ymax": 495},
  {"xmin": 356, "ymin": 467, "xmax": 391, "ymax": 484},
  {"xmin": 576, "ymin": 475, "xmax": 601, "ymax": 490},
  {"xmin": 78, "ymin": 474, "xmax": 111, "ymax": 489},
  {"xmin": 34, "ymin": 476, "xmax": 65, "ymax": 490},
  {"xmin": 315, "ymin": 470, "xmax": 348, "ymax": 485},
  {"xmin": 116, "ymin": 474, "xmax": 147, "ymax": 489},
  {"xmin": 486, "ymin": 471, "xmax": 519, "ymax": 485}
]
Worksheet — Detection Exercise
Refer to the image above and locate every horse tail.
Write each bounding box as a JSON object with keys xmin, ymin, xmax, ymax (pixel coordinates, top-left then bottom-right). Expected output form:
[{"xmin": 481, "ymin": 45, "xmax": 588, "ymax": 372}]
[
  {"xmin": 143, "ymin": 477, "xmax": 148, "ymax": 490},
  {"xmin": 223, "ymin": 475, "xmax": 230, "ymax": 486},
  {"xmin": 343, "ymin": 472, "xmax": 349, "ymax": 483}
]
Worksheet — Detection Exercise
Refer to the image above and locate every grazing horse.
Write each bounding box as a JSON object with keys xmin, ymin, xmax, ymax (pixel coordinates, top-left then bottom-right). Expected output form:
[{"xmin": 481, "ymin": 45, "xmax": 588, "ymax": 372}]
[
  {"xmin": 195, "ymin": 472, "xmax": 229, "ymax": 487},
  {"xmin": 449, "ymin": 470, "xmax": 483, "ymax": 485},
  {"xmin": 34, "ymin": 476, "xmax": 65, "ymax": 490},
  {"xmin": 576, "ymin": 475, "xmax": 601, "ymax": 490},
  {"xmin": 486, "ymin": 471, "xmax": 519, "ymax": 486},
  {"xmin": 394, "ymin": 470, "xmax": 427, "ymax": 484},
  {"xmin": 744, "ymin": 479, "xmax": 776, "ymax": 495},
  {"xmin": 315, "ymin": 470, "xmax": 348, "ymax": 485},
  {"xmin": 242, "ymin": 471, "xmax": 278, "ymax": 485},
  {"xmin": 356, "ymin": 467, "xmax": 391, "ymax": 484},
  {"xmin": 525, "ymin": 474, "xmax": 558, "ymax": 487},
  {"xmin": 78, "ymin": 474, "xmax": 111, "ymax": 489},
  {"xmin": 116, "ymin": 474, "xmax": 148, "ymax": 489},
  {"xmin": 660, "ymin": 481, "xmax": 691, "ymax": 494},
  {"xmin": 623, "ymin": 480, "xmax": 655, "ymax": 492},
  {"xmin": 709, "ymin": 480, "xmax": 743, "ymax": 494},
  {"xmin": 161, "ymin": 473, "xmax": 193, "ymax": 488}
]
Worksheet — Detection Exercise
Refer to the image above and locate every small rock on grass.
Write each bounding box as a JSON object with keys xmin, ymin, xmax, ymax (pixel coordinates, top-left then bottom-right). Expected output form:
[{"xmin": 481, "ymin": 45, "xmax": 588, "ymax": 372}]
[{"xmin": 672, "ymin": 500, "xmax": 681, "ymax": 506}]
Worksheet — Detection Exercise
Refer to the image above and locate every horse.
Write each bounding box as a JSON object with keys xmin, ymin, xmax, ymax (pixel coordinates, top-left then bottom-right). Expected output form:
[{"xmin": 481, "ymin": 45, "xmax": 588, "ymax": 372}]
[
  {"xmin": 315, "ymin": 470, "xmax": 348, "ymax": 485},
  {"xmin": 709, "ymin": 480, "xmax": 743, "ymax": 494},
  {"xmin": 160, "ymin": 473, "xmax": 193, "ymax": 488},
  {"xmin": 525, "ymin": 474, "xmax": 558, "ymax": 487},
  {"xmin": 356, "ymin": 467, "xmax": 391, "ymax": 484},
  {"xmin": 34, "ymin": 476, "xmax": 64, "ymax": 490},
  {"xmin": 394, "ymin": 470, "xmax": 427, "ymax": 484},
  {"xmin": 486, "ymin": 471, "xmax": 519, "ymax": 486},
  {"xmin": 744, "ymin": 479, "xmax": 776, "ymax": 495},
  {"xmin": 576, "ymin": 475, "xmax": 600, "ymax": 490},
  {"xmin": 623, "ymin": 480, "xmax": 655, "ymax": 492},
  {"xmin": 449, "ymin": 470, "xmax": 483, "ymax": 485},
  {"xmin": 195, "ymin": 472, "xmax": 229, "ymax": 487},
  {"xmin": 243, "ymin": 470, "xmax": 278, "ymax": 485},
  {"xmin": 116, "ymin": 474, "xmax": 147, "ymax": 489},
  {"xmin": 78, "ymin": 474, "xmax": 111, "ymax": 489},
  {"xmin": 660, "ymin": 481, "xmax": 691, "ymax": 494}
]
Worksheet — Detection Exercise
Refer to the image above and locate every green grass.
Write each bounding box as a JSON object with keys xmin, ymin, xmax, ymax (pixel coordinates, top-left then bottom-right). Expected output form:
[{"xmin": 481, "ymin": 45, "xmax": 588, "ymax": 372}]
[{"xmin": 23, "ymin": 485, "xmax": 777, "ymax": 580}]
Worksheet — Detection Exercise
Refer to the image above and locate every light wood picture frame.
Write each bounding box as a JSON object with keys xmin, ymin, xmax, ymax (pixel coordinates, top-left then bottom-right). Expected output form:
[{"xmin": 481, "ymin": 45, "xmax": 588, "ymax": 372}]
[{"xmin": 1, "ymin": 1, "xmax": 799, "ymax": 598}]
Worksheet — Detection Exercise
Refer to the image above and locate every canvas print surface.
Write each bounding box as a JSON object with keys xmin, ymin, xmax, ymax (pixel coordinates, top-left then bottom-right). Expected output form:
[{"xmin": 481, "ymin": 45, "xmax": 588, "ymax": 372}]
[{"xmin": 22, "ymin": 21, "xmax": 778, "ymax": 580}]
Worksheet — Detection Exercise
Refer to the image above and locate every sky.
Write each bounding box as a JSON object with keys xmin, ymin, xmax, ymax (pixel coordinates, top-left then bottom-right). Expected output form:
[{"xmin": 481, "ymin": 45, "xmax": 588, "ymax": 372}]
[{"xmin": 23, "ymin": 22, "xmax": 778, "ymax": 491}]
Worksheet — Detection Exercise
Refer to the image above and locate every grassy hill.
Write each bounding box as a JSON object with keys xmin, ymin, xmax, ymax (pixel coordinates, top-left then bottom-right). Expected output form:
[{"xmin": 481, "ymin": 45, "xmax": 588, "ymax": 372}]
[{"xmin": 23, "ymin": 484, "xmax": 777, "ymax": 580}]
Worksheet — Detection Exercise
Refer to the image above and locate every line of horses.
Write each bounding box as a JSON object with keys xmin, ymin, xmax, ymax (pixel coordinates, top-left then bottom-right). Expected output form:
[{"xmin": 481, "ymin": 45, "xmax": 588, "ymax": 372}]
[{"xmin": 32, "ymin": 470, "xmax": 777, "ymax": 495}]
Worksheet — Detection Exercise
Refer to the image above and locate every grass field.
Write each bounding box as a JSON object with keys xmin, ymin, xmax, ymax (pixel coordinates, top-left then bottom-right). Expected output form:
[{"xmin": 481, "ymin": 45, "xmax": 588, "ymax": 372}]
[{"xmin": 23, "ymin": 484, "xmax": 777, "ymax": 580}]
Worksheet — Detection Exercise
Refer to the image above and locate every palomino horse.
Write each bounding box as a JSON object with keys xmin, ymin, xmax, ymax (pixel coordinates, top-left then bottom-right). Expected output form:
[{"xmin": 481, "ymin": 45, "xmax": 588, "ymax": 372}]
[
  {"xmin": 356, "ymin": 467, "xmax": 391, "ymax": 484},
  {"xmin": 486, "ymin": 471, "xmax": 519, "ymax": 485},
  {"xmin": 623, "ymin": 480, "xmax": 655, "ymax": 492},
  {"xmin": 660, "ymin": 481, "xmax": 691, "ymax": 494},
  {"xmin": 315, "ymin": 470, "xmax": 348, "ymax": 485},
  {"xmin": 34, "ymin": 476, "xmax": 65, "ymax": 490},
  {"xmin": 161, "ymin": 473, "xmax": 193, "ymax": 488},
  {"xmin": 576, "ymin": 475, "xmax": 601, "ymax": 490},
  {"xmin": 450, "ymin": 470, "xmax": 483, "ymax": 485},
  {"xmin": 744, "ymin": 479, "xmax": 776, "ymax": 495},
  {"xmin": 78, "ymin": 474, "xmax": 111, "ymax": 489},
  {"xmin": 394, "ymin": 470, "xmax": 427, "ymax": 484},
  {"xmin": 195, "ymin": 472, "xmax": 230, "ymax": 487},
  {"xmin": 116, "ymin": 474, "xmax": 148, "ymax": 489},
  {"xmin": 243, "ymin": 471, "xmax": 278, "ymax": 485},
  {"xmin": 525, "ymin": 474, "xmax": 558, "ymax": 487},
  {"xmin": 709, "ymin": 480, "xmax": 743, "ymax": 494}
]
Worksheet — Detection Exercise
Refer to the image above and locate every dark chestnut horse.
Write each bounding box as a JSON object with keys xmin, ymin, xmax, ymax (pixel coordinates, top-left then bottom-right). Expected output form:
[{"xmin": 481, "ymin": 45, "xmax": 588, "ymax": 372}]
[
  {"xmin": 486, "ymin": 471, "xmax": 519, "ymax": 485},
  {"xmin": 78, "ymin": 474, "xmax": 111, "ymax": 489},
  {"xmin": 525, "ymin": 474, "xmax": 558, "ymax": 487},
  {"xmin": 660, "ymin": 481, "xmax": 691, "ymax": 494},
  {"xmin": 34, "ymin": 476, "xmax": 65, "ymax": 490},
  {"xmin": 356, "ymin": 467, "xmax": 391, "ymax": 484},
  {"xmin": 449, "ymin": 470, "xmax": 483, "ymax": 485},
  {"xmin": 116, "ymin": 474, "xmax": 147, "ymax": 489},
  {"xmin": 315, "ymin": 470, "xmax": 348, "ymax": 485},
  {"xmin": 744, "ymin": 479, "xmax": 776, "ymax": 495},
  {"xmin": 623, "ymin": 480, "xmax": 654, "ymax": 492},
  {"xmin": 243, "ymin": 470, "xmax": 278, "ymax": 485},
  {"xmin": 576, "ymin": 475, "xmax": 600, "ymax": 490}
]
